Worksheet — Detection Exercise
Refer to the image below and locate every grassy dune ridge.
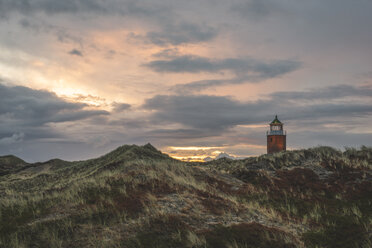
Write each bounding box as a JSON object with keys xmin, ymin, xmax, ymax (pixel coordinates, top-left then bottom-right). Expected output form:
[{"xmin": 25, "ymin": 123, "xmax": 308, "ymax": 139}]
[{"xmin": 0, "ymin": 144, "xmax": 371, "ymax": 247}]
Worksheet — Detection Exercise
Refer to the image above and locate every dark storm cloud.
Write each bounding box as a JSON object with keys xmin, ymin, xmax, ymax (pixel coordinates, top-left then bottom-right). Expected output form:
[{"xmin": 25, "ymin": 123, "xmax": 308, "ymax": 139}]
[
  {"xmin": 0, "ymin": 83, "xmax": 109, "ymax": 127},
  {"xmin": 142, "ymin": 85, "xmax": 372, "ymax": 132},
  {"xmin": 68, "ymin": 48, "xmax": 83, "ymax": 56}
]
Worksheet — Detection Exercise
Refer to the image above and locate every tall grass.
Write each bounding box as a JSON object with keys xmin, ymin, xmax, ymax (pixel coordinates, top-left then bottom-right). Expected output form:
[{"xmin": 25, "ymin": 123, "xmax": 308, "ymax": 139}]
[{"xmin": 0, "ymin": 144, "xmax": 371, "ymax": 247}]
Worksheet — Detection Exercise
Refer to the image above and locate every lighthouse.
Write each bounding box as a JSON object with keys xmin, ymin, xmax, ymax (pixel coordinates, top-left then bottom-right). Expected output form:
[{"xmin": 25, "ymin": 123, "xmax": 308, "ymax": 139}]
[{"xmin": 267, "ymin": 115, "xmax": 286, "ymax": 154}]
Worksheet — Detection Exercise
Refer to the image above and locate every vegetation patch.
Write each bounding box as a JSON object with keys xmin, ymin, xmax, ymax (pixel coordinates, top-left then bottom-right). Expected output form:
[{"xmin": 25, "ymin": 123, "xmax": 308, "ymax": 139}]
[
  {"xmin": 0, "ymin": 145, "xmax": 370, "ymax": 247},
  {"xmin": 201, "ymin": 223, "xmax": 297, "ymax": 248}
]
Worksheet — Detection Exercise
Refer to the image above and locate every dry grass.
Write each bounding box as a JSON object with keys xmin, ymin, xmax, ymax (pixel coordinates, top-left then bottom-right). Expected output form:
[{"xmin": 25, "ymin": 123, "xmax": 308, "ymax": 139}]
[{"xmin": 0, "ymin": 144, "xmax": 371, "ymax": 247}]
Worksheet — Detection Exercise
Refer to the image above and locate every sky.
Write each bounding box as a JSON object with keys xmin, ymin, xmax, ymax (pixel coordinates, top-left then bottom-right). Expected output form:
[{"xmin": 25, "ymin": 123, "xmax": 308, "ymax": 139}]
[{"xmin": 0, "ymin": 0, "xmax": 371, "ymax": 162}]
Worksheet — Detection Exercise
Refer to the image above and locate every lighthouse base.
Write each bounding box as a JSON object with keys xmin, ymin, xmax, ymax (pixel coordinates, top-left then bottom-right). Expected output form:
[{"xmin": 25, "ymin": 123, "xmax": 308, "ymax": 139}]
[{"xmin": 267, "ymin": 135, "xmax": 286, "ymax": 154}]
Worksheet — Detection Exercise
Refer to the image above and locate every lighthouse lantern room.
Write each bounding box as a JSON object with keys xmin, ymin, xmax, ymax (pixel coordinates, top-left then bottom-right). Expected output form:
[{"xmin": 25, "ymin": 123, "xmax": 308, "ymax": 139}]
[{"xmin": 267, "ymin": 115, "xmax": 286, "ymax": 154}]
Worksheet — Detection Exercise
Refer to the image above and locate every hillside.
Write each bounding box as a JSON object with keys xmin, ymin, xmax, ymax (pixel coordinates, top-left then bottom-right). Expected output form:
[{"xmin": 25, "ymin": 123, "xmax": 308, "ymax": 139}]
[
  {"xmin": 0, "ymin": 144, "xmax": 371, "ymax": 248},
  {"xmin": 0, "ymin": 155, "xmax": 28, "ymax": 176}
]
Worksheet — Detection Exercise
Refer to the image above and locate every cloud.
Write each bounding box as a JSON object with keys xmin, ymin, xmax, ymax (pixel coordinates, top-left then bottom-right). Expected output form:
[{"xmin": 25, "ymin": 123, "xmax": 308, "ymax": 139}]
[
  {"xmin": 143, "ymin": 94, "xmax": 270, "ymax": 130},
  {"xmin": 146, "ymin": 55, "xmax": 300, "ymax": 75},
  {"xmin": 171, "ymin": 78, "xmax": 245, "ymax": 93},
  {"xmin": 231, "ymin": 0, "xmax": 286, "ymax": 21},
  {"xmin": 112, "ymin": 102, "xmax": 131, "ymax": 112},
  {"xmin": 0, "ymin": 83, "xmax": 109, "ymax": 127},
  {"xmin": 0, "ymin": 132, "xmax": 25, "ymax": 145},
  {"xmin": 0, "ymin": 0, "xmax": 109, "ymax": 18},
  {"xmin": 18, "ymin": 18, "xmax": 84, "ymax": 46},
  {"xmin": 68, "ymin": 48, "xmax": 83, "ymax": 56},
  {"xmin": 270, "ymin": 84, "xmax": 372, "ymax": 100},
  {"xmin": 142, "ymin": 85, "xmax": 372, "ymax": 133},
  {"xmin": 144, "ymin": 55, "xmax": 301, "ymax": 91},
  {"xmin": 145, "ymin": 55, "xmax": 300, "ymax": 75},
  {"xmin": 144, "ymin": 128, "xmax": 220, "ymax": 139},
  {"xmin": 3, "ymin": 1, "xmax": 215, "ymax": 47},
  {"xmin": 0, "ymin": 0, "xmax": 171, "ymax": 20},
  {"xmin": 290, "ymin": 129, "xmax": 372, "ymax": 149},
  {"xmin": 0, "ymin": 0, "xmax": 371, "ymax": 162},
  {"xmin": 1, "ymin": 82, "xmax": 371, "ymax": 161},
  {"xmin": 143, "ymin": 22, "xmax": 218, "ymax": 46},
  {"xmin": 0, "ymin": 82, "xmax": 112, "ymax": 159}
]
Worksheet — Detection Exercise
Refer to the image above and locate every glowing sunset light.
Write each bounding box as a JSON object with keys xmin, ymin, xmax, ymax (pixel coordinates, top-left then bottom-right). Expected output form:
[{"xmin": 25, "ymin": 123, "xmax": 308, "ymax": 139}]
[
  {"xmin": 236, "ymin": 124, "xmax": 267, "ymax": 129},
  {"xmin": 168, "ymin": 146, "xmax": 223, "ymax": 151},
  {"xmin": 168, "ymin": 155, "xmax": 210, "ymax": 162}
]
